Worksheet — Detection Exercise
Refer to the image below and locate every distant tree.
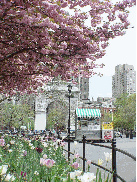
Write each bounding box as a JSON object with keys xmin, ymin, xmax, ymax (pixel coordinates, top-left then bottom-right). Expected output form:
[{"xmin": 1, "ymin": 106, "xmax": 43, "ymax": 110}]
[
  {"xmin": 101, "ymin": 111, "xmax": 112, "ymax": 124},
  {"xmin": 113, "ymin": 93, "xmax": 136, "ymax": 130},
  {"xmin": 0, "ymin": 102, "xmax": 34, "ymax": 130},
  {"xmin": 47, "ymin": 108, "xmax": 66, "ymax": 130},
  {"xmin": 126, "ymin": 93, "xmax": 136, "ymax": 130},
  {"xmin": 46, "ymin": 99, "xmax": 68, "ymax": 130}
]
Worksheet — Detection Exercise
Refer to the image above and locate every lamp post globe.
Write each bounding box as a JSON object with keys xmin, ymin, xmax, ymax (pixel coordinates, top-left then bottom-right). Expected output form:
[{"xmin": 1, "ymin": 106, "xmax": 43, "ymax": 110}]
[{"xmin": 67, "ymin": 84, "xmax": 72, "ymax": 93}]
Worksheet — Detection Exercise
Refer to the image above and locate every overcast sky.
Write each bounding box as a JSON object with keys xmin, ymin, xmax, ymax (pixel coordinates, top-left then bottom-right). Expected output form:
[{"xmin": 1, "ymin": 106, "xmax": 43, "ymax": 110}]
[
  {"xmin": 65, "ymin": 2, "xmax": 136, "ymax": 101},
  {"xmin": 89, "ymin": 5, "xmax": 136, "ymax": 101}
]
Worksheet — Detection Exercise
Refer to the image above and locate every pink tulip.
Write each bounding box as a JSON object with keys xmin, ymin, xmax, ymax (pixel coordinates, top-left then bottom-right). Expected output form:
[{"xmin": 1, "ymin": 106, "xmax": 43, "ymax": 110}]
[
  {"xmin": 74, "ymin": 153, "xmax": 80, "ymax": 158},
  {"xmin": 23, "ymin": 151, "xmax": 27, "ymax": 156},
  {"xmin": 72, "ymin": 162, "xmax": 79, "ymax": 169},
  {"xmin": 61, "ymin": 142, "xmax": 66, "ymax": 147},
  {"xmin": 21, "ymin": 171, "xmax": 26, "ymax": 177},
  {"xmin": 45, "ymin": 159, "xmax": 55, "ymax": 168},
  {"xmin": 87, "ymin": 160, "xmax": 91, "ymax": 165},
  {"xmin": 0, "ymin": 139, "xmax": 5, "ymax": 146}
]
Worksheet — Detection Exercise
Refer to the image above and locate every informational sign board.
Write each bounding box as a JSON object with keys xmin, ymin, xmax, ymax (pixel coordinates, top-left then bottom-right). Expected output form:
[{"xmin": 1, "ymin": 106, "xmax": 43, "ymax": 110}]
[
  {"xmin": 102, "ymin": 123, "xmax": 113, "ymax": 130},
  {"xmin": 102, "ymin": 130, "xmax": 113, "ymax": 140}
]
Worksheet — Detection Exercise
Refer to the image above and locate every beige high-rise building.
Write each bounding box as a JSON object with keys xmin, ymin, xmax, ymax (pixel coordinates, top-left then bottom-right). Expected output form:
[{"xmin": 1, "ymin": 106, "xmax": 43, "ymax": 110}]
[
  {"xmin": 74, "ymin": 76, "xmax": 89, "ymax": 101},
  {"xmin": 112, "ymin": 64, "xmax": 136, "ymax": 98},
  {"xmin": 79, "ymin": 77, "xmax": 89, "ymax": 100}
]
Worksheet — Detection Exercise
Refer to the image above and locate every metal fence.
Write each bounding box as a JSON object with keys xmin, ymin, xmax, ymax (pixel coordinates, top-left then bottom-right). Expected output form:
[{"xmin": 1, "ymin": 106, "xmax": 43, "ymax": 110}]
[
  {"xmin": 63, "ymin": 135, "xmax": 136, "ymax": 182},
  {"xmin": 1, "ymin": 131, "xmax": 135, "ymax": 181}
]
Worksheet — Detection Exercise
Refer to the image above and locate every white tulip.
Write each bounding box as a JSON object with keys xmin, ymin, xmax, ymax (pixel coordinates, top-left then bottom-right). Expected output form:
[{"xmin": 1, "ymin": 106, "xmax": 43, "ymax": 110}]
[
  {"xmin": 31, "ymin": 146, "xmax": 35, "ymax": 150},
  {"xmin": 29, "ymin": 143, "xmax": 33, "ymax": 147},
  {"xmin": 42, "ymin": 142, "xmax": 48, "ymax": 147},
  {"xmin": 78, "ymin": 172, "xmax": 96, "ymax": 182},
  {"xmin": 0, "ymin": 165, "xmax": 8, "ymax": 175},
  {"xmin": 6, "ymin": 144, "xmax": 10, "ymax": 148},
  {"xmin": 74, "ymin": 141, "xmax": 78, "ymax": 146},
  {"xmin": 8, "ymin": 149, "xmax": 13, "ymax": 153},
  {"xmin": 75, "ymin": 170, "xmax": 83, "ymax": 176},
  {"xmin": 104, "ymin": 152, "xmax": 112, "ymax": 162},
  {"xmin": 70, "ymin": 172, "xmax": 76, "ymax": 179},
  {"xmin": 34, "ymin": 171, "xmax": 39, "ymax": 175},
  {"xmin": 4, "ymin": 174, "xmax": 15, "ymax": 181},
  {"xmin": 10, "ymin": 141, "xmax": 15, "ymax": 145},
  {"xmin": 56, "ymin": 139, "xmax": 60, "ymax": 143}
]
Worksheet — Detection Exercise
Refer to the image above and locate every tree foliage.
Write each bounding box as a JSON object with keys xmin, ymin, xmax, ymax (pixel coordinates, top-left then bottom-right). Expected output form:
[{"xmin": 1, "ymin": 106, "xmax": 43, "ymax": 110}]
[
  {"xmin": 0, "ymin": 102, "xmax": 34, "ymax": 130},
  {"xmin": 47, "ymin": 99, "xmax": 68, "ymax": 130},
  {"xmin": 113, "ymin": 93, "xmax": 136, "ymax": 130},
  {"xmin": 101, "ymin": 111, "xmax": 112, "ymax": 124},
  {"xmin": 47, "ymin": 99, "xmax": 68, "ymax": 129},
  {"xmin": 0, "ymin": 0, "xmax": 135, "ymax": 95},
  {"xmin": 47, "ymin": 108, "xmax": 66, "ymax": 130}
]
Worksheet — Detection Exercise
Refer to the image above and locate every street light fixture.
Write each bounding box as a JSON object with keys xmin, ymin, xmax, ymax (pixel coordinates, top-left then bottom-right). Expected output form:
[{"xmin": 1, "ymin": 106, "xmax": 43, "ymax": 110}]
[
  {"xmin": 67, "ymin": 84, "xmax": 72, "ymax": 93},
  {"xmin": 67, "ymin": 84, "xmax": 72, "ymax": 162}
]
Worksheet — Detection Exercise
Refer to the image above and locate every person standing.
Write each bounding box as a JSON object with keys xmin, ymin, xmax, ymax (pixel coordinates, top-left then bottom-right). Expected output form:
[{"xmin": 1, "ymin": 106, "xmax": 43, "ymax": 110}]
[{"xmin": 52, "ymin": 129, "xmax": 55, "ymax": 137}]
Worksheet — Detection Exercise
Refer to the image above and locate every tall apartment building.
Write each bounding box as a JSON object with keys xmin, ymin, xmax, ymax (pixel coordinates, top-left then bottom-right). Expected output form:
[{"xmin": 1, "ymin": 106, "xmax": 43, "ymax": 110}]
[
  {"xmin": 75, "ymin": 76, "xmax": 89, "ymax": 101},
  {"xmin": 112, "ymin": 64, "xmax": 136, "ymax": 98},
  {"xmin": 79, "ymin": 77, "xmax": 89, "ymax": 100}
]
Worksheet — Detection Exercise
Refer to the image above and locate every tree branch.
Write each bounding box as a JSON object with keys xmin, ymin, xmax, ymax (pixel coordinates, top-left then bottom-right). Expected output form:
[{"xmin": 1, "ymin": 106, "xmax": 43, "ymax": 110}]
[{"xmin": 0, "ymin": 48, "xmax": 35, "ymax": 62}]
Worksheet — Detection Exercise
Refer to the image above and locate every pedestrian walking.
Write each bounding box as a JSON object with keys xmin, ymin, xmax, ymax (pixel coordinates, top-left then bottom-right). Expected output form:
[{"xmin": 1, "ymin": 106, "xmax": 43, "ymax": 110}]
[{"xmin": 49, "ymin": 129, "xmax": 52, "ymax": 137}]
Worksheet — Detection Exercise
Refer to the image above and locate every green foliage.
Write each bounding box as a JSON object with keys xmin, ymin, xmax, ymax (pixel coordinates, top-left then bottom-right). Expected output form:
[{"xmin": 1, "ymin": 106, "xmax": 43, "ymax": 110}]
[
  {"xmin": 101, "ymin": 112, "xmax": 112, "ymax": 124},
  {"xmin": 47, "ymin": 108, "xmax": 66, "ymax": 130},
  {"xmin": 113, "ymin": 93, "xmax": 136, "ymax": 130},
  {"xmin": 0, "ymin": 102, "xmax": 34, "ymax": 130},
  {"xmin": 47, "ymin": 100, "xmax": 68, "ymax": 130}
]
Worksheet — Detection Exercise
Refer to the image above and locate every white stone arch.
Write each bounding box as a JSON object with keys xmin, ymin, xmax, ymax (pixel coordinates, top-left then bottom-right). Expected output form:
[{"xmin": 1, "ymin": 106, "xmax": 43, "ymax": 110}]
[{"xmin": 34, "ymin": 84, "xmax": 79, "ymax": 131}]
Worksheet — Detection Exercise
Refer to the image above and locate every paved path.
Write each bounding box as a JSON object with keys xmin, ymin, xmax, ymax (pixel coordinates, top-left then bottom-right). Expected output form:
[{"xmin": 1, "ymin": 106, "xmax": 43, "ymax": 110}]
[{"xmin": 64, "ymin": 136, "xmax": 136, "ymax": 182}]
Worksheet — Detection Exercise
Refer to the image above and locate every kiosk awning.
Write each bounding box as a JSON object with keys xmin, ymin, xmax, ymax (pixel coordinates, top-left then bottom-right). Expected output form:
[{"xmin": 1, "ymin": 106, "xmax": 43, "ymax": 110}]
[{"xmin": 76, "ymin": 108, "xmax": 101, "ymax": 118}]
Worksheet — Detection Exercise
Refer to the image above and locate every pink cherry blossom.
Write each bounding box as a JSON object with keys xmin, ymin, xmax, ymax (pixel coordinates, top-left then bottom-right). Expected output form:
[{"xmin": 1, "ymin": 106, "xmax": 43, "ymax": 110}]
[{"xmin": 0, "ymin": 0, "xmax": 135, "ymax": 95}]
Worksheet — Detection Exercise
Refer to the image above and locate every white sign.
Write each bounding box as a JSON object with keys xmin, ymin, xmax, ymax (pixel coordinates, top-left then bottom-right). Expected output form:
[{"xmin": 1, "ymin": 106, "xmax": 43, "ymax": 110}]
[
  {"xmin": 88, "ymin": 124, "xmax": 100, "ymax": 130},
  {"xmin": 102, "ymin": 130, "xmax": 113, "ymax": 140}
]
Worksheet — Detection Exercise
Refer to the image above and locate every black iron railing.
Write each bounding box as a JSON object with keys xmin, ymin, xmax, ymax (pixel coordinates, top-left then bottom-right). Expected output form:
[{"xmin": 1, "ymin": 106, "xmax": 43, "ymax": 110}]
[
  {"xmin": 4, "ymin": 131, "xmax": 135, "ymax": 181},
  {"xmin": 63, "ymin": 135, "xmax": 136, "ymax": 182}
]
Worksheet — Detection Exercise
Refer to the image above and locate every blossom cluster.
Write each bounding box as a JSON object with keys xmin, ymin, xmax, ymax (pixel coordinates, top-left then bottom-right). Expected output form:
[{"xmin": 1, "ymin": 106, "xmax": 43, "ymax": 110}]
[{"xmin": 0, "ymin": 0, "xmax": 135, "ymax": 95}]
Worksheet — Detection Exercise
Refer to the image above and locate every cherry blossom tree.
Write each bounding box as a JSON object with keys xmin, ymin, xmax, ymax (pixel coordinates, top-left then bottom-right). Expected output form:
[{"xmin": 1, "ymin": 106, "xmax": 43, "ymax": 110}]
[{"xmin": 0, "ymin": 0, "xmax": 135, "ymax": 95}]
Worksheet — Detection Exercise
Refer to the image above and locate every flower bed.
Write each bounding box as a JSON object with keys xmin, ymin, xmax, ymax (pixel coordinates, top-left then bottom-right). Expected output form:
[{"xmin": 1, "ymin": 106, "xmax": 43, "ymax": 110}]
[{"xmin": 0, "ymin": 134, "xmax": 113, "ymax": 181}]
